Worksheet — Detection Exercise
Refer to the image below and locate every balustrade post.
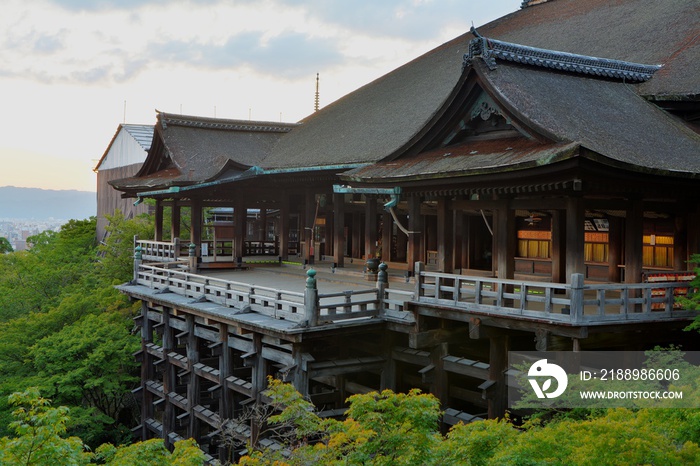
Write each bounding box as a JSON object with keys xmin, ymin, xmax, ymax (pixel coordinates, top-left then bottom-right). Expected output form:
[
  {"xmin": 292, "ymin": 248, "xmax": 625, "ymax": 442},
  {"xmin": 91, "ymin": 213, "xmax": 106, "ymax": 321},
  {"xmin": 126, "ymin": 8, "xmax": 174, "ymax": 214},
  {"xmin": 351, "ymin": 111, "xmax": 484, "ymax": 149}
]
[
  {"xmin": 173, "ymin": 237, "xmax": 180, "ymax": 260},
  {"xmin": 305, "ymin": 269, "xmax": 319, "ymax": 327},
  {"xmin": 133, "ymin": 245, "xmax": 142, "ymax": 283},
  {"xmin": 377, "ymin": 262, "xmax": 388, "ymax": 317},
  {"xmin": 414, "ymin": 261, "xmax": 425, "ymax": 299},
  {"xmin": 569, "ymin": 273, "xmax": 585, "ymax": 322},
  {"xmin": 188, "ymin": 243, "xmax": 197, "ymax": 273}
]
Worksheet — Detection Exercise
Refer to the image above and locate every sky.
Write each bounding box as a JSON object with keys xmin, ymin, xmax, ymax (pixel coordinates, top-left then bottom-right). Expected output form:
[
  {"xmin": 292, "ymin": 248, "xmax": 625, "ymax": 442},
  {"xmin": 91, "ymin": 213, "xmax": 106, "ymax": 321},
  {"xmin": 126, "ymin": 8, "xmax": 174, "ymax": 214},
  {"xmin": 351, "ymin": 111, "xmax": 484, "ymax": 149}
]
[{"xmin": 0, "ymin": 0, "xmax": 522, "ymax": 192}]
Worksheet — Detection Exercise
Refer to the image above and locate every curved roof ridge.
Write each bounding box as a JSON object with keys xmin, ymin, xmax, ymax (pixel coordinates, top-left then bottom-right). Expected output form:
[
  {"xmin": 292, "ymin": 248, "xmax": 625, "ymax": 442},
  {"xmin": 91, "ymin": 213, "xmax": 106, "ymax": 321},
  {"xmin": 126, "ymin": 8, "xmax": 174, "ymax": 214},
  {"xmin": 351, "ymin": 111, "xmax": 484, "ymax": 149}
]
[
  {"xmin": 156, "ymin": 110, "xmax": 298, "ymax": 133},
  {"xmin": 465, "ymin": 27, "xmax": 662, "ymax": 82}
]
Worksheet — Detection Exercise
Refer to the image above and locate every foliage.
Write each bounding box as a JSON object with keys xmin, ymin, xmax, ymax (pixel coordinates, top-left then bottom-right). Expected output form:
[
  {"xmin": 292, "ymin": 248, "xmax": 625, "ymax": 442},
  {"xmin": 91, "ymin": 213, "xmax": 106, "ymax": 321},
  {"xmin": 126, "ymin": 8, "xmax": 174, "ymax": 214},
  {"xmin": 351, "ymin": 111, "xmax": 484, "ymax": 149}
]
[
  {"xmin": 681, "ymin": 254, "xmax": 700, "ymax": 334},
  {"xmin": 0, "ymin": 387, "xmax": 91, "ymax": 465},
  {"xmin": 236, "ymin": 380, "xmax": 700, "ymax": 466},
  {"xmin": 96, "ymin": 210, "xmax": 154, "ymax": 284},
  {"xmin": 0, "ymin": 388, "xmax": 205, "ymax": 465},
  {"xmin": 0, "ymin": 236, "xmax": 12, "ymax": 253},
  {"xmin": 0, "ymin": 214, "xmax": 144, "ymax": 446}
]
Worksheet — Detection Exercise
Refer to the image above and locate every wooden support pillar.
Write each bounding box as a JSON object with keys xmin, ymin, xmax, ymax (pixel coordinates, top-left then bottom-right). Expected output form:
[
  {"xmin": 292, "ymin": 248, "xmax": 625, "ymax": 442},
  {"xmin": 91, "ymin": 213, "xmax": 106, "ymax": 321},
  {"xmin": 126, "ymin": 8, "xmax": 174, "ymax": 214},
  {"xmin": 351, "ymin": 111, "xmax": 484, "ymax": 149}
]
[
  {"xmin": 351, "ymin": 212, "xmax": 362, "ymax": 259},
  {"xmin": 495, "ymin": 200, "xmax": 515, "ymax": 280},
  {"xmin": 250, "ymin": 333, "xmax": 267, "ymax": 447},
  {"xmin": 674, "ymin": 216, "xmax": 688, "ymax": 271},
  {"xmin": 454, "ymin": 211, "xmax": 464, "ymax": 271},
  {"xmin": 154, "ymin": 199, "xmax": 164, "ymax": 241},
  {"xmin": 487, "ymin": 335, "xmax": 508, "ymax": 419},
  {"xmin": 186, "ymin": 314, "xmax": 200, "ymax": 440},
  {"xmin": 259, "ymin": 208, "xmax": 268, "ymax": 242},
  {"xmin": 171, "ymin": 201, "xmax": 181, "ymax": 242},
  {"xmin": 550, "ymin": 210, "xmax": 566, "ymax": 284},
  {"xmin": 608, "ymin": 216, "xmax": 623, "ymax": 282},
  {"xmin": 380, "ymin": 333, "xmax": 397, "ymax": 391},
  {"xmin": 190, "ymin": 200, "xmax": 203, "ymax": 259},
  {"xmin": 292, "ymin": 343, "xmax": 309, "ymax": 397},
  {"xmin": 437, "ymin": 198, "xmax": 454, "ymax": 273},
  {"xmin": 333, "ymin": 192, "xmax": 345, "ymax": 267},
  {"xmin": 431, "ymin": 342, "xmax": 449, "ymax": 408},
  {"xmin": 407, "ymin": 195, "xmax": 423, "ymax": 268},
  {"xmin": 365, "ymin": 196, "xmax": 377, "ymax": 260},
  {"xmin": 139, "ymin": 302, "xmax": 154, "ymax": 440},
  {"xmin": 162, "ymin": 308, "xmax": 176, "ymax": 448},
  {"xmin": 279, "ymin": 193, "xmax": 290, "ymax": 260},
  {"xmin": 565, "ymin": 197, "xmax": 586, "ymax": 282},
  {"xmin": 624, "ymin": 199, "xmax": 643, "ymax": 283},
  {"xmin": 218, "ymin": 323, "xmax": 233, "ymax": 422},
  {"xmin": 305, "ymin": 190, "xmax": 316, "ymax": 264},
  {"xmin": 234, "ymin": 199, "xmax": 246, "ymax": 262},
  {"xmin": 382, "ymin": 210, "xmax": 392, "ymax": 263}
]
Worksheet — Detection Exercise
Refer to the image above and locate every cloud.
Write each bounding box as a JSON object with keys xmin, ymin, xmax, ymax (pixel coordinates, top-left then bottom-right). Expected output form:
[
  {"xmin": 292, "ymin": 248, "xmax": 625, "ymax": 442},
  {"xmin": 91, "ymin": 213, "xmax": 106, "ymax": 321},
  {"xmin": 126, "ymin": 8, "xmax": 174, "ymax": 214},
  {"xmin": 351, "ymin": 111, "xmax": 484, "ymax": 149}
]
[{"xmin": 148, "ymin": 31, "xmax": 345, "ymax": 79}]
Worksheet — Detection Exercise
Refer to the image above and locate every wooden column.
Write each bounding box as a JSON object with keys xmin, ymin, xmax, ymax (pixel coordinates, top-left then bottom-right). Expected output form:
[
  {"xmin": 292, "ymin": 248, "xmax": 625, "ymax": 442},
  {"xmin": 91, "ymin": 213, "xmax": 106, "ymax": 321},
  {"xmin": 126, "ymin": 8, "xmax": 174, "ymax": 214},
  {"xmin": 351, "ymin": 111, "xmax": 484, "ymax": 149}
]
[
  {"xmin": 608, "ymin": 216, "xmax": 623, "ymax": 282},
  {"xmin": 279, "ymin": 193, "xmax": 290, "ymax": 260},
  {"xmin": 292, "ymin": 343, "xmax": 309, "ymax": 397},
  {"xmin": 365, "ymin": 196, "xmax": 377, "ymax": 260},
  {"xmin": 487, "ymin": 335, "xmax": 509, "ymax": 419},
  {"xmin": 259, "ymin": 208, "xmax": 268, "ymax": 242},
  {"xmin": 171, "ymin": 201, "xmax": 181, "ymax": 242},
  {"xmin": 234, "ymin": 199, "xmax": 246, "ymax": 262},
  {"xmin": 550, "ymin": 210, "xmax": 566, "ymax": 283},
  {"xmin": 674, "ymin": 216, "xmax": 688, "ymax": 271},
  {"xmin": 454, "ymin": 211, "xmax": 464, "ymax": 272},
  {"xmin": 190, "ymin": 199, "xmax": 202, "ymax": 259},
  {"xmin": 624, "ymin": 199, "xmax": 643, "ymax": 283},
  {"xmin": 218, "ymin": 323, "xmax": 233, "ymax": 421},
  {"xmin": 495, "ymin": 200, "xmax": 515, "ymax": 280},
  {"xmin": 305, "ymin": 190, "xmax": 316, "ymax": 264},
  {"xmin": 565, "ymin": 197, "xmax": 586, "ymax": 282},
  {"xmin": 351, "ymin": 212, "xmax": 362, "ymax": 259},
  {"xmin": 382, "ymin": 210, "xmax": 392, "ymax": 263},
  {"xmin": 139, "ymin": 302, "xmax": 154, "ymax": 440},
  {"xmin": 186, "ymin": 314, "xmax": 200, "ymax": 440},
  {"xmin": 437, "ymin": 198, "xmax": 454, "ymax": 273},
  {"xmin": 250, "ymin": 333, "xmax": 267, "ymax": 446},
  {"xmin": 333, "ymin": 192, "xmax": 345, "ymax": 267},
  {"xmin": 162, "ymin": 308, "xmax": 176, "ymax": 448},
  {"xmin": 407, "ymin": 195, "xmax": 423, "ymax": 268},
  {"xmin": 154, "ymin": 199, "xmax": 164, "ymax": 241}
]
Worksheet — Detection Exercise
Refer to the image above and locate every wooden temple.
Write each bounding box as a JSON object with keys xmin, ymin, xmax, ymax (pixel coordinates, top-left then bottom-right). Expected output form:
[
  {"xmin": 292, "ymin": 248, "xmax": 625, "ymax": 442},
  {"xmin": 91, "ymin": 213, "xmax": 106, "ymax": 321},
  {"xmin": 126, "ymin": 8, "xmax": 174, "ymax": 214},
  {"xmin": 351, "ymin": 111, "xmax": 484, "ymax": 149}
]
[{"xmin": 111, "ymin": 0, "xmax": 700, "ymax": 461}]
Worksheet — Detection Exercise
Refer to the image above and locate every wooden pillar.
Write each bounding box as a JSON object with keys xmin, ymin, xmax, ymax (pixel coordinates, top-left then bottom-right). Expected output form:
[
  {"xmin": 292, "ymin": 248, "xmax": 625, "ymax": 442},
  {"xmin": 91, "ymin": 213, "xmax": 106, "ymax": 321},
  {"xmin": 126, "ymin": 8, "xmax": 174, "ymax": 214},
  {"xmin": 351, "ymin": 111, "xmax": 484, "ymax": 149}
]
[
  {"xmin": 437, "ymin": 198, "xmax": 454, "ymax": 273},
  {"xmin": 380, "ymin": 333, "xmax": 397, "ymax": 391},
  {"xmin": 495, "ymin": 200, "xmax": 515, "ymax": 280},
  {"xmin": 382, "ymin": 210, "xmax": 392, "ymax": 263},
  {"xmin": 139, "ymin": 302, "xmax": 154, "ymax": 440},
  {"xmin": 218, "ymin": 323, "xmax": 233, "ymax": 421},
  {"xmin": 487, "ymin": 335, "xmax": 509, "ymax": 419},
  {"xmin": 186, "ymin": 314, "xmax": 200, "ymax": 439},
  {"xmin": 171, "ymin": 201, "xmax": 181, "ymax": 242},
  {"xmin": 565, "ymin": 197, "xmax": 586, "ymax": 282},
  {"xmin": 608, "ymin": 216, "xmax": 623, "ymax": 282},
  {"xmin": 674, "ymin": 216, "xmax": 688, "ymax": 270},
  {"xmin": 431, "ymin": 342, "xmax": 449, "ymax": 409},
  {"xmin": 162, "ymin": 308, "xmax": 176, "ymax": 448},
  {"xmin": 454, "ymin": 211, "xmax": 464, "ymax": 272},
  {"xmin": 154, "ymin": 199, "xmax": 164, "ymax": 241},
  {"xmin": 250, "ymin": 333, "xmax": 267, "ymax": 446},
  {"xmin": 550, "ymin": 210, "xmax": 566, "ymax": 283},
  {"xmin": 407, "ymin": 195, "xmax": 423, "ymax": 268},
  {"xmin": 190, "ymin": 200, "xmax": 202, "ymax": 259},
  {"xmin": 279, "ymin": 193, "xmax": 290, "ymax": 260},
  {"xmin": 624, "ymin": 199, "xmax": 643, "ymax": 283},
  {"xmin": 259, "ymin": 208, "xmax": 268, "ymax": 242},
  {"xmin": 333, "ymin": 192, "xmax": 345, "ymax": 267},
  {"xmin": 365, "ymin": 196, "xmax": 377, "ymax": 260},
  {"xmin": 351, "ymin": 212, "xmax": 362, "ymax": 259},
  {"xmin": 292, "ymin": 343, "xmax": 309, "ymax": 397},
  {"xmin": 305, "ymin": 190, "xmax": 316, "ymax": 264},
  {"xmin": 234, "ymin": 199, "xmax": 246, "ymax": 262}
]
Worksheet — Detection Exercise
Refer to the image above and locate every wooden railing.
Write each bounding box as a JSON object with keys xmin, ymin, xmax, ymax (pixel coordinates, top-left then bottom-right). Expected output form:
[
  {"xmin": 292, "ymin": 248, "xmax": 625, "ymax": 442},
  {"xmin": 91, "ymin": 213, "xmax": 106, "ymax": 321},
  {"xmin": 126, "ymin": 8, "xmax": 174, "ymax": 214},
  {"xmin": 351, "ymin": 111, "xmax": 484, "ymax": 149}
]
[
  {"xmin": 135, "ymin": 237, "xmax": 181, "ymax": 263},
  {"xmin": 413, "ymin": 262, "xmax": 698, "ymax": 324},
  {"xmin": 133, "ymin": 263, "xmax": 409, "ymax": 327}
]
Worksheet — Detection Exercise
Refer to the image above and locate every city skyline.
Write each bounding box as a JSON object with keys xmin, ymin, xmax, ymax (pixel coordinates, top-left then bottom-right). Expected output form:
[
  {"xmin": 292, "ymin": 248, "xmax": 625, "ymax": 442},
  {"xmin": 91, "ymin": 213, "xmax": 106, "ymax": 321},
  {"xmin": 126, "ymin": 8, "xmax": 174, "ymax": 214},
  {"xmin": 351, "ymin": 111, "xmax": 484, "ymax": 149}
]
[{"xmin": 0, "ymin": 0, "xmax": 521, "ymax": 193}]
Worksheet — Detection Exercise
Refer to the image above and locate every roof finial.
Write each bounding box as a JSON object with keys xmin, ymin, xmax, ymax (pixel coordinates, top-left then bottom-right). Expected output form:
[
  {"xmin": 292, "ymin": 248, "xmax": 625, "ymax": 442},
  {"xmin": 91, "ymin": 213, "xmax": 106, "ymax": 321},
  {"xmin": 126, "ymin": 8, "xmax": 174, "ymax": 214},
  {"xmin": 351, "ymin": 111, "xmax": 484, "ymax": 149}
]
[{"xmin": 314, "ymin": 73, "xmax": 320, "ymax": 112}]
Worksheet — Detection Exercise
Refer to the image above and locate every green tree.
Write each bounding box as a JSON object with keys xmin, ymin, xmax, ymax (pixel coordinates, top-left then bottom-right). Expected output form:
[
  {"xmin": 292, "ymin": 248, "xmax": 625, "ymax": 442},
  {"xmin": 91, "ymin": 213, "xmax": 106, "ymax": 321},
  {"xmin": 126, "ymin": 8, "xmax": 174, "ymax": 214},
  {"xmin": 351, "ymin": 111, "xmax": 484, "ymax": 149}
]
[
  {"xmin": 0, "ymin": 387, "xmax": 91, "ymax": 465},
  {"xmin": 96, "ymin": 210, "xmax": 154, "ymax": 284},
  {"xmin": 0, "ymin": 237, "xmax": 12, "ymax": 253}
]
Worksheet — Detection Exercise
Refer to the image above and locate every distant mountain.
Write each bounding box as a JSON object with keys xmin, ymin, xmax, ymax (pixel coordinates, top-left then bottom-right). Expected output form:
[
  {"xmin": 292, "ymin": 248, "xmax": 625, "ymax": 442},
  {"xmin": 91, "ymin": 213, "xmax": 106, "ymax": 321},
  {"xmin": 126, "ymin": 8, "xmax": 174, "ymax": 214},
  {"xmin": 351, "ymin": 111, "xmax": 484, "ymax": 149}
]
[{"xmin": 0, "ymin": 186, "xmax": 95, "ymax": 220}]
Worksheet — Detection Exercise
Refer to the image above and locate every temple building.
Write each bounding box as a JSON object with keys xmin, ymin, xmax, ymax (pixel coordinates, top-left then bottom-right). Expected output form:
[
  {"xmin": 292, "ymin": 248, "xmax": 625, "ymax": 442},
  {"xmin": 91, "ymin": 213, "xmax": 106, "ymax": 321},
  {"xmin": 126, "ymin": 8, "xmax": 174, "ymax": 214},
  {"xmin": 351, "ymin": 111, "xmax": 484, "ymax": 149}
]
[{"xmin": 111, "ymin": 0, "xmax": 700, "ymax": 460}]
